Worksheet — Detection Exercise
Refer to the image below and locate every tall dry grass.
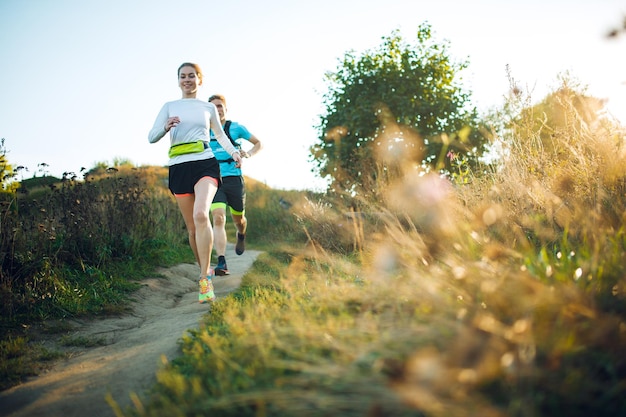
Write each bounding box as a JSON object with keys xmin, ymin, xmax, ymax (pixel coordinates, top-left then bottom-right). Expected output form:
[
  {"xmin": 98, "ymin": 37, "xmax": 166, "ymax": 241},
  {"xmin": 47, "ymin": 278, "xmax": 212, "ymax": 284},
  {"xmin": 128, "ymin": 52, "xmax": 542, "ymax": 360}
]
[{"xmin": 119, "ymin": 83, "xmax": 625, "ymax": 417}]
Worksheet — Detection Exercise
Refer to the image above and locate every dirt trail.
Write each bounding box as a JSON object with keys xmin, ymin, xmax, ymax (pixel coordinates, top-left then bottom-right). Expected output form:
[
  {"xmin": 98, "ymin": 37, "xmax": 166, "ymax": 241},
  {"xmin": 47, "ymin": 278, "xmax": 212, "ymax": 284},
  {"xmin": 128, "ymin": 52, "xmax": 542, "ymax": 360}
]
[{"xmin": 0, "ymin": 244, "xmax": 261, "ymax": 417}]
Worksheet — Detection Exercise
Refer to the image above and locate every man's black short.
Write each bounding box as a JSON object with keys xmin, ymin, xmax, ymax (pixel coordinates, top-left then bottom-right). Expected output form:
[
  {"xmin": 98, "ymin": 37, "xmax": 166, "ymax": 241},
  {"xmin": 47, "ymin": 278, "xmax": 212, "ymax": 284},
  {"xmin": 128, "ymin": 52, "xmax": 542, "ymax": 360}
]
[{"xmin": 212, "ymin": 175, "xmax": 246, "ymax": 213}]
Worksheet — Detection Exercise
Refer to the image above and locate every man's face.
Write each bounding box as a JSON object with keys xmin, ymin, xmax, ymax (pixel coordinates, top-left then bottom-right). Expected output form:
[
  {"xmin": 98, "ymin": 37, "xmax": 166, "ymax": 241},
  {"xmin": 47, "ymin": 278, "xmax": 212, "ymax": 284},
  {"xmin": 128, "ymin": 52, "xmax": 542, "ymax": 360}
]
[{"xmin": 210, "ymin": 99, "xmax": 226, "ymax": 121}]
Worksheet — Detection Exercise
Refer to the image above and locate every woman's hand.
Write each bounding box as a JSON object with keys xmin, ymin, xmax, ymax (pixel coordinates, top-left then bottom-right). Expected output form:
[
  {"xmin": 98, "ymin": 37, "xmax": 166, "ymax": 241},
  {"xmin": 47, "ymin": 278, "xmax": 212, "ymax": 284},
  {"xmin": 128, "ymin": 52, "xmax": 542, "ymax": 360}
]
[
  {"xmin": 164, "ymin": 117, "xmax": 180, "ymax": 132},
  {"xmin": 232, "ymin": 152, "xmax": 243, "ymax": 168}
]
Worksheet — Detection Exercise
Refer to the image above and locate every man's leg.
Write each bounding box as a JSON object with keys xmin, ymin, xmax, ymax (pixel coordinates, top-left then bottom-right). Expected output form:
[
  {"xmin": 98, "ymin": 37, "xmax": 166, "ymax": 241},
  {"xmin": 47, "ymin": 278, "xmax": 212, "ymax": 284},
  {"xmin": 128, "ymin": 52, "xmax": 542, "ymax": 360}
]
[
  {"xmin": 232, "ymin": 211, "xmax": 247, "ymax": 255},
  {"xmin": 228, "ymin": 176, "xmax": 247, "ymax": 256},
  {"xmin": 231, "ymin": 212, "xmax": 247, "ymax": 236},
  {"xmin": 211, "ymin": 204, "xmax": 229, "ymax": 275}
]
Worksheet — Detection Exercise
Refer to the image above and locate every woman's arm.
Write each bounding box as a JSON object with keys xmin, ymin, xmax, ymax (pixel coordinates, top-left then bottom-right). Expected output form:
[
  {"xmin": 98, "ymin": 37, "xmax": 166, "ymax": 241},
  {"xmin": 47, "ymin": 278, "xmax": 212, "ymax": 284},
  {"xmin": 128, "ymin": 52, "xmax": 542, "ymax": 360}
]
[
  {"xmin": 208, "ymin": 103, "xmax": 242, "ymax": 164},
  {"xmin": 148, "ymin": 104, "xmax": 169, "ymax": 143}
]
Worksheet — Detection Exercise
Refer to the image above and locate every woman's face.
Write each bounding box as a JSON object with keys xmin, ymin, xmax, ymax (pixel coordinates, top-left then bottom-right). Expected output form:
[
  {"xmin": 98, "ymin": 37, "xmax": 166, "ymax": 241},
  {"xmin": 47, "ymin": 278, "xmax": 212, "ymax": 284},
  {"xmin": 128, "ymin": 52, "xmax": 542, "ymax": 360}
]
[{"xmin": 178, "ymin": 66, "xmax": 201, "ymax": 97}]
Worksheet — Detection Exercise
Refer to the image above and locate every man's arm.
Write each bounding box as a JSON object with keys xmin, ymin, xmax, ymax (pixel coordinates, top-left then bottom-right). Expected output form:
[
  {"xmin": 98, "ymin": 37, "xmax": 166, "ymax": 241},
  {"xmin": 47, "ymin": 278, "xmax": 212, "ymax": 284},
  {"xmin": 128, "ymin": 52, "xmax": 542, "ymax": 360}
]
[{"xmin": 241, "ymin": 134, "xmax": 262, "ymax": 158}]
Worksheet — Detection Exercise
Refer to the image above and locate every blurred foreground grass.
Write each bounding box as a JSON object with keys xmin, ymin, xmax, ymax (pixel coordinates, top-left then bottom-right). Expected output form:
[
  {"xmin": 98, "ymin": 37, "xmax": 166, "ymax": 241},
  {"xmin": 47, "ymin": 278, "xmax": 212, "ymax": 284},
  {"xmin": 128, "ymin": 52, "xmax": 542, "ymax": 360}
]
[{"xmin": 114, "ymin": 88, "xmax": 625, "ymax": 417}]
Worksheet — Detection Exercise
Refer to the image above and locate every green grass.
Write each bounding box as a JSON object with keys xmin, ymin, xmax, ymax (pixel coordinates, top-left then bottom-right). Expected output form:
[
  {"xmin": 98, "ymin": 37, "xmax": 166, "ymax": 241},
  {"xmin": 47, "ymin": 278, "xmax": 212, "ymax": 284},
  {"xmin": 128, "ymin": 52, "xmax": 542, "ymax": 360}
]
[
  {"xmin": 0, "ymin": 240, "xmax": 195, "ymax": 390},
  {"xmin": 0, "ymin": 335, "xmax": 64, "ymax": 391}
]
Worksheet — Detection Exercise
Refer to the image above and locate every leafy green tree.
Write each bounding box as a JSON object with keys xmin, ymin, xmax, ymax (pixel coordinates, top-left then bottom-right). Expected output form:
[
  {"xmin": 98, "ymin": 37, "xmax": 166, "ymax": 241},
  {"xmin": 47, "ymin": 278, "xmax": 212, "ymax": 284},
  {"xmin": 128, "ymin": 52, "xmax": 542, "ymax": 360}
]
[{"xmin": 311, "ymin": 23, "xmax": 488, "ymax": 196}]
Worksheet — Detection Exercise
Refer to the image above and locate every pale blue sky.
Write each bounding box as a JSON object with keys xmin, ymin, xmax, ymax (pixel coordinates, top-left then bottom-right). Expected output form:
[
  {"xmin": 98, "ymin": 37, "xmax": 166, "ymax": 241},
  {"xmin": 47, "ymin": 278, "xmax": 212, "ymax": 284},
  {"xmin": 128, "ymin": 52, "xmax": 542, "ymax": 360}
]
[{"xmin": 1, "ymin": 0, "xmax": 624, "ymax": 190}]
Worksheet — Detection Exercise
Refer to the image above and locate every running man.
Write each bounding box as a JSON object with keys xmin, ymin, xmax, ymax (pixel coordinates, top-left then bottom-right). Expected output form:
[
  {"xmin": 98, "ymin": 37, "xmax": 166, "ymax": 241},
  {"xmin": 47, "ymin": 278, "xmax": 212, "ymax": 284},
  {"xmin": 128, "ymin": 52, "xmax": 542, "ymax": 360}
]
[{"xmin": 208, "ymin": 94, "xmax": 263, "ymax": 275}]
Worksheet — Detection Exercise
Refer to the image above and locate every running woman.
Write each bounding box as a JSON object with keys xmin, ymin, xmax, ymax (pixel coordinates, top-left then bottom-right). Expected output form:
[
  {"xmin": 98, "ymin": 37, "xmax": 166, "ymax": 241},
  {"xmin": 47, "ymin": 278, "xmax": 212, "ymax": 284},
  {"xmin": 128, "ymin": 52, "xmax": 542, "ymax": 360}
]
[{"xmin": 149, "ymin": 63, "xmax": 242, "ymax": 303}]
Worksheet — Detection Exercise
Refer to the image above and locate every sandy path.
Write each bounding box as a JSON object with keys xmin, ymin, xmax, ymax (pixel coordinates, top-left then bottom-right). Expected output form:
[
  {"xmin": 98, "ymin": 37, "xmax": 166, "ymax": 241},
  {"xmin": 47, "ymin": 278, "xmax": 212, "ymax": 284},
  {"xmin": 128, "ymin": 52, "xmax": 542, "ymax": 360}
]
[{"xmin": 0, "ymin": 244, "xmax": 261, "ymax": 417}]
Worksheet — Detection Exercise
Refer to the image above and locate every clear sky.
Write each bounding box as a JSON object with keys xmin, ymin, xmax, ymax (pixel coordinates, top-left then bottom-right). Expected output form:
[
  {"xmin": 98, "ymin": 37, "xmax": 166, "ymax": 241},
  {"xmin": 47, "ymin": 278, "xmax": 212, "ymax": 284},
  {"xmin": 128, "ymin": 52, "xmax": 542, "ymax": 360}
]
[{"xmin": 1, "ymin": 0, "xmax": 625, "ymax": 191}]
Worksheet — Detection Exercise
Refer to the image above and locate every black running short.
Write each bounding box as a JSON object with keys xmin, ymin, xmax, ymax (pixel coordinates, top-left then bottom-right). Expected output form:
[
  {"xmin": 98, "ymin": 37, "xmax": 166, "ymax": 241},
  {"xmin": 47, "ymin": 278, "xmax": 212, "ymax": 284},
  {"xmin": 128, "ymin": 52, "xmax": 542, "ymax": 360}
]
[
  {"xmin": 168, "ymin": 158, "xmax": 221, "ymax": 195},
  {"xmin": 212, "ymin": 175, "xmax": 246, "ymax": 213}
]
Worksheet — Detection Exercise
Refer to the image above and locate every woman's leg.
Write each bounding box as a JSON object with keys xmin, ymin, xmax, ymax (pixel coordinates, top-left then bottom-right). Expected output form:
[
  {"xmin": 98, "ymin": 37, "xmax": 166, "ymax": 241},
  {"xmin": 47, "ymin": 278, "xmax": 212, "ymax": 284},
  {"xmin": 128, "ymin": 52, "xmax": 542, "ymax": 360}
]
[
  {"xmin": 175, "ymin": 195, "xmax": 199, "ymax": 265},
  {"xmin": 193, "ymin": 177, "xmax": 219, "ymax": 277}
]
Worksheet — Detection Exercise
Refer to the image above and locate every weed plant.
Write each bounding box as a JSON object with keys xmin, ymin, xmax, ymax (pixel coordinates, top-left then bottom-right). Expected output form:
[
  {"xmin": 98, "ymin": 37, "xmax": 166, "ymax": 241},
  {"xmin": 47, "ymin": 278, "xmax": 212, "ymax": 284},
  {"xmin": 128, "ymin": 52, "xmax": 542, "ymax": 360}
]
[
  {"xmin": 119, "ymin": 82, "xmax": 626, "ymax": 417},
  {"xmin": 0, "ymin": 164, "xmax": 196, "ymax": 386}
]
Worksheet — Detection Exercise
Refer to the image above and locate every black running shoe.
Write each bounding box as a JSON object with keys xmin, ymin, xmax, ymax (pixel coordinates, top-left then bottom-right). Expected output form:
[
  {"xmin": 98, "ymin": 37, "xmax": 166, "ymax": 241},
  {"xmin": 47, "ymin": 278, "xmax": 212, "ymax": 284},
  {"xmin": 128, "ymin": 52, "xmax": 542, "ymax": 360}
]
[
  {"xmin": 215, "ymin": 256, "xmax": 230, "ymax": 276},
  {"xmin": 235, "ymin": 232, "xmax": 246, "ymax": 255}
]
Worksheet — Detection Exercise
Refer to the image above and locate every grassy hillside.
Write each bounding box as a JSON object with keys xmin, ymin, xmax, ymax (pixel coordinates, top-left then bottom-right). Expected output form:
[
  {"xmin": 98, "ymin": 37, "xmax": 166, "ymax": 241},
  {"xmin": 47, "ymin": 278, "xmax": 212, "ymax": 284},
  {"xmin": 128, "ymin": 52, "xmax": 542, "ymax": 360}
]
[{"xmin": 2, "ymin": 86, "xmax": 626, "ymax": 415}]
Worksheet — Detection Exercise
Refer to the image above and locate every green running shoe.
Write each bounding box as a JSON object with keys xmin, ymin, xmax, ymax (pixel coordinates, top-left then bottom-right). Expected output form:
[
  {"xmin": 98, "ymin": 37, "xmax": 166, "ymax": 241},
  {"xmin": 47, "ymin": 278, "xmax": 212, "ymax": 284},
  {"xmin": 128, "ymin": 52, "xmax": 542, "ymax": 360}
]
[{"xmin": 198, "ymin": 275, "xmax": 215, "ymax": 303}]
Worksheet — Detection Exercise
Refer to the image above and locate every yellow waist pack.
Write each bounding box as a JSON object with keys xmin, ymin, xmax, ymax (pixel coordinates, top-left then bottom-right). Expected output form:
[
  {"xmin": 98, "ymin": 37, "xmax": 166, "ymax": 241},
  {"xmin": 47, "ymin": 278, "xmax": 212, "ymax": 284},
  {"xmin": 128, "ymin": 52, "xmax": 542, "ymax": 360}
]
[{"xmin": 168, "ymin": 140, "xmax": 206, "ymax": 158}]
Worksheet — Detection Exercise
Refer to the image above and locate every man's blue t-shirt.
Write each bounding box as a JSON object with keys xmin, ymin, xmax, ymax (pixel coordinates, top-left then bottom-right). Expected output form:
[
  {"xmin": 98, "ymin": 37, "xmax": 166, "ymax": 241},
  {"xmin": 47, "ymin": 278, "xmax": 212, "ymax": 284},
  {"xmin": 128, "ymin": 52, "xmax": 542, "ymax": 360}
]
[{"xmin": 209, "ymin": 121, "xmax": 252, "ymax": 177}]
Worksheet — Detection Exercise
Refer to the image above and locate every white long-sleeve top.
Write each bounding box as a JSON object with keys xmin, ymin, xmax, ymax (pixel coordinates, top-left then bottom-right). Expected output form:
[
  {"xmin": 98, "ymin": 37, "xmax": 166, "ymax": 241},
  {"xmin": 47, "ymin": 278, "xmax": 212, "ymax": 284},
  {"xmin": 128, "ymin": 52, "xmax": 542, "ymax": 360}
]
[{"xmin": 148, "ymin": 98, "xmax": 239, "ymax": 166}]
